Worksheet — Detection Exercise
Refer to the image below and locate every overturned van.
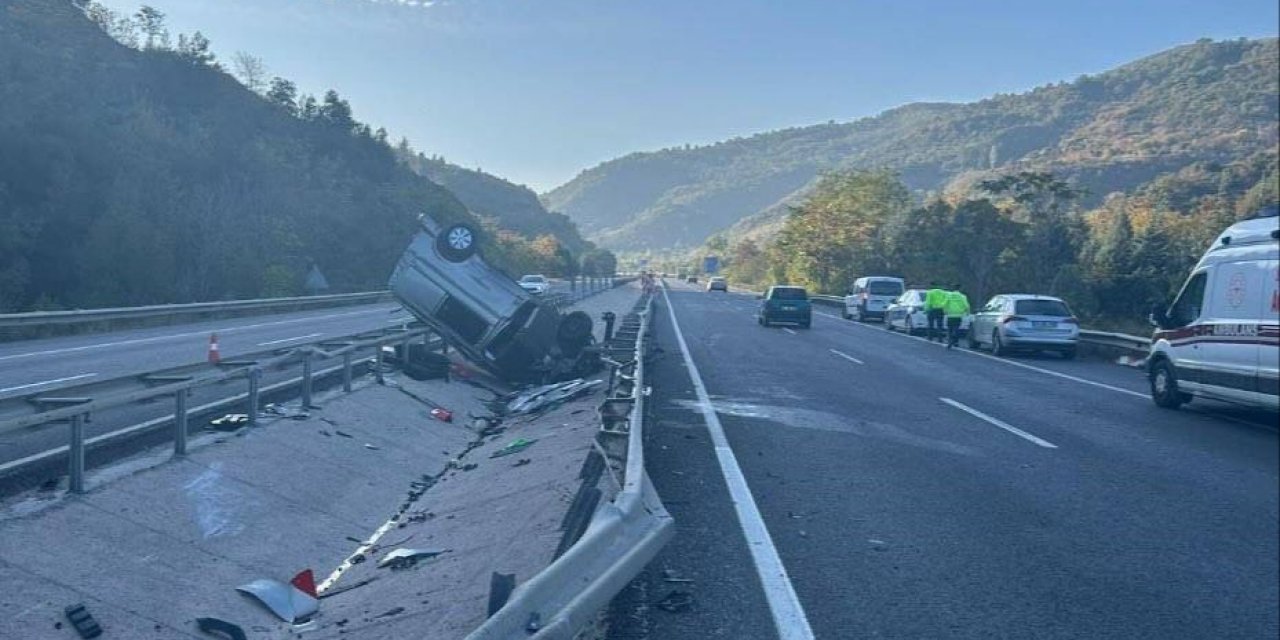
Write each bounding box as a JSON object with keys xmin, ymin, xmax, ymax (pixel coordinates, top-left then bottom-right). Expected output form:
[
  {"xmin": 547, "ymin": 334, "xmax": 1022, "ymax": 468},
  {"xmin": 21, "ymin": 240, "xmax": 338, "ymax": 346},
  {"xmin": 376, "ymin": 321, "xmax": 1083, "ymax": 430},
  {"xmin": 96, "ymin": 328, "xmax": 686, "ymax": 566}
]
[{"xmin": 389, "ymin": 215, "xmax": 597, "ymax": 383}]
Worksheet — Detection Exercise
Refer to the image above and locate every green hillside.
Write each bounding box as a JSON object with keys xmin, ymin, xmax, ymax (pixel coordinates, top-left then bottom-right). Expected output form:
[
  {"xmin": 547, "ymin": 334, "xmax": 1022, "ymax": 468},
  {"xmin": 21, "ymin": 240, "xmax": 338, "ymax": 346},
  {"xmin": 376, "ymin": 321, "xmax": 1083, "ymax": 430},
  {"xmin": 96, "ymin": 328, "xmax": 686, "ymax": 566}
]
[{"xmin": 544, "ymin": 38, "xmax": 1278, "ymax": 251}]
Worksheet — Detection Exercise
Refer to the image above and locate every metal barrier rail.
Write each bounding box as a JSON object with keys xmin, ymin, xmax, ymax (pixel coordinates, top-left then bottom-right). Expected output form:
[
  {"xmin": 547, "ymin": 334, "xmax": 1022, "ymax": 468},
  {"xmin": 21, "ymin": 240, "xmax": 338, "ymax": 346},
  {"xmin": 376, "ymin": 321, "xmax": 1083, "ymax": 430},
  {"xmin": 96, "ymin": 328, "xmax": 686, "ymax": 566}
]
[
  {"xmin": 0, "ymin": 326, "xmax": 434, "ymax": 493},
  {"xmin": 0, "ymin": 291, "xmax": 392, "ymax": 330},
  {"xmin": 467, "ymin": 293, "xmax": 674, "ymax": 640}
]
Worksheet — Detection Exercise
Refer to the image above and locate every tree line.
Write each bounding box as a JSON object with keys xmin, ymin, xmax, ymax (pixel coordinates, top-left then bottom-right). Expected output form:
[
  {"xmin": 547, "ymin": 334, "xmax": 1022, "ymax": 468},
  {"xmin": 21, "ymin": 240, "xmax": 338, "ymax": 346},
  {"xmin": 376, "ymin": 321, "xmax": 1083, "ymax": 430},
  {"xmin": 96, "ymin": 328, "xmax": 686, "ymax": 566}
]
[{"xmin": 714, "ymin": 166, "xmax": 1275, "ymax": 330}]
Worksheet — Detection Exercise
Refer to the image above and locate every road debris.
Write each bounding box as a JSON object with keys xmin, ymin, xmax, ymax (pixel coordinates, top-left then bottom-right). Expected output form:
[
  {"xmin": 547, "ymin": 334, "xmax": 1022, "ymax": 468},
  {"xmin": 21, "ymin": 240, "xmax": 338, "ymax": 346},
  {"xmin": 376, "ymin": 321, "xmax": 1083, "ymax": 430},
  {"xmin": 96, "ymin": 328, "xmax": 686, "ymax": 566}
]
[
  {"xmin": 503, "ymin": 379, "xmax": 603, "ymax": 415},
  {"xmin": 661, "ymin": 569, "xmax": 694, "ymax": 584},
  {"xmin": 209, "ymin": 414, "xmax": 249, "ymax": 431},
  {"xmin": 64, "ymin": 603, "xmax": 103, "ymax": 638},
  {"xmin": 235, "ymin": 579, "xmax": 319, "ymax": 623},
  {"xmin": 319, "ymin": 577, "xmax": 378, "ymax": 600},
  {"xmin": 364, "ymin": 443, "xmax": 381, "ymax": 450},
  {"xmin": 378, "ymin": 547, "xmax": 448, "ymax": 570},
  {"xmin": 511, "ymin": 458, "xmax": 532, "ymax": 467},
  {"xmin": 491, "ymin": 437, "xmax": 538, "ymax": 458},
  {"xmin": 375, "ymin": 606, "xmax": 406, "ymax": 618},
  {"xmin": 334, "ymin": 430, "xmax": 354, "ymax": 439},
  {"xmin": 196, "ymin": 617, "xmax": 247, "ymax": 640},
  {"xmin": 655, "ymin": 590, "xmax": 694, "ymax": 613},
  {"xmin": 290, "ymin": 569, "xmax": 318, "ymax": 598},
  {"xmin": 431, "ymin": 407, "xmax": 454, "ymax": 422}
]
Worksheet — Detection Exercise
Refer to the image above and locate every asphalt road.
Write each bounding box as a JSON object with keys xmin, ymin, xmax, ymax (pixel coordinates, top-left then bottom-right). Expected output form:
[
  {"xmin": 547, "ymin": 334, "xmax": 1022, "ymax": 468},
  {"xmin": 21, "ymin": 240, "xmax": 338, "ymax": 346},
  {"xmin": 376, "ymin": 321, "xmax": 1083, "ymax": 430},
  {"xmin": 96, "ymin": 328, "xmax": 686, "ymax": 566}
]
[{"xmin": 609, "ymin": 282, "xmax": 1278, "ymax": 639}]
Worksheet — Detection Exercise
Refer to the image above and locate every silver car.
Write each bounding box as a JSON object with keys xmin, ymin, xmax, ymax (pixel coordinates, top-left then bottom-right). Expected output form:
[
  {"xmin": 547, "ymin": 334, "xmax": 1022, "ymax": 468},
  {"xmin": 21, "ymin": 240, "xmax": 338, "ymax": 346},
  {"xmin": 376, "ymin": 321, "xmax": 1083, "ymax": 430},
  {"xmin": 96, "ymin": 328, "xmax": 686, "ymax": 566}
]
[
  {"xmin": 389, "ymin": 216, "xmax": 595, "ymax": 381},
  {"xmin": 967, "ymin": 294, "xmax": 1080, "ymax": 358}
]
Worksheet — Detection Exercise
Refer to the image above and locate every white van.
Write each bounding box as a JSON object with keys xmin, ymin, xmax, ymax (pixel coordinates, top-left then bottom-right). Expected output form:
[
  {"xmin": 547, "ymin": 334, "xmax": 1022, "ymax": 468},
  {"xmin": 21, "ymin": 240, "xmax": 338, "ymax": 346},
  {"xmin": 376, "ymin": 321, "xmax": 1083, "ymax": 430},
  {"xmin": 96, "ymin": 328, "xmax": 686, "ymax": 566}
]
[
  {"xmin": 1147, "ymin": 209, "xmax": 1279, "ymax": 410},
  {"xmin": 843, "ymin": 276, "xmax": 905, "ymax": 322}
]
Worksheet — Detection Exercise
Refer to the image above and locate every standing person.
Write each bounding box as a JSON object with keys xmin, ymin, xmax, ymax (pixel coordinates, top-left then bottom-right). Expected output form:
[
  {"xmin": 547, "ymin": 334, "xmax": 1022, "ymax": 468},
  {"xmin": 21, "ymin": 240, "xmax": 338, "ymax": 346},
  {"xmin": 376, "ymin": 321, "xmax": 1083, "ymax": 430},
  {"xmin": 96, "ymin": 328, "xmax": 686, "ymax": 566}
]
[
  {"xmin": 944, "ymin": 284, "xmax": 971, "ymax": 349},
  {"xmin": 924, "ymin": 282, "xmax": 947, "ymax": 343}
]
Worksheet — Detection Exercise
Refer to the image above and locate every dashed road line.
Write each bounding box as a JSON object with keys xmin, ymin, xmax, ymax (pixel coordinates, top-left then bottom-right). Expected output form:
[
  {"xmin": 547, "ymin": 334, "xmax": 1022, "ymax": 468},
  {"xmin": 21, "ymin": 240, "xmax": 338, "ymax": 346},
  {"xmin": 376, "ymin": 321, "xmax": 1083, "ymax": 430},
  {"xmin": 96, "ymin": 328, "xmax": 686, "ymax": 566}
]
[
  {"xmin": 940, "ymin": 397, "xmax": 1059, "ymax": 449},
  {"xmin": 829, "ymin": 349, "xmax": 864, "ymax": 365}
]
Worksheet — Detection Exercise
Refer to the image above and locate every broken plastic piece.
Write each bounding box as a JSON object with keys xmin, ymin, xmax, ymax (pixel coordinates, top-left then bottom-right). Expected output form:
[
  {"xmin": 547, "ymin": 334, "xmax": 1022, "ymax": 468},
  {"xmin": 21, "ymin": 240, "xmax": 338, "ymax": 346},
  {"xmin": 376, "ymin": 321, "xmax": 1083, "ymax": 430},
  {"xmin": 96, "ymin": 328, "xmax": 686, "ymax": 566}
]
[
  {"xmin": 290, "ymin": 569, "xmax": 318, "ymax": 598},
  {"xmin": 491, "ymin": 438, "xmax": 538, "ymax": 458},
  {"xmin": 430, "ymin": 407, "xmax": 453, "ymax": 422},
  {"xmin": 378, "ymin": 547, "xmax": 447, "ymax": 569},
  {"xmin": 209, "ymin": 414, "xmax": 250, "ymax": 431},
  {"xmin": 64, "ymin": 603, "xmax": 102, "ymax": 639},
  {"xmin": 504, "ymin": 379, "xmax": 603, "ymax": 415},
  {"xmin": 236, "ymin": 579, "xmax": 319, "ymax": 623},
  {"xmin": 656, "ymin": 590, "xmax": 694, "ymax": 613},
  {"xmin": 196, "ymin": 617, "xmax": 247, "ymax": 640}
]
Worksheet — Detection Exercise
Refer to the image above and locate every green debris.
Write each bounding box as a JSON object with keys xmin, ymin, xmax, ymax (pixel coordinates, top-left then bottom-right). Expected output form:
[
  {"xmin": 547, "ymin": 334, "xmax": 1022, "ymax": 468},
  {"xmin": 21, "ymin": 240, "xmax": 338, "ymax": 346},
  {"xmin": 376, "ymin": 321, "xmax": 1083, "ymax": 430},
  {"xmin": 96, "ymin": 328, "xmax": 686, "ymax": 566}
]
[{"xmin": 491, "ymin": 438, "xmax": 538, "ymax": 458}]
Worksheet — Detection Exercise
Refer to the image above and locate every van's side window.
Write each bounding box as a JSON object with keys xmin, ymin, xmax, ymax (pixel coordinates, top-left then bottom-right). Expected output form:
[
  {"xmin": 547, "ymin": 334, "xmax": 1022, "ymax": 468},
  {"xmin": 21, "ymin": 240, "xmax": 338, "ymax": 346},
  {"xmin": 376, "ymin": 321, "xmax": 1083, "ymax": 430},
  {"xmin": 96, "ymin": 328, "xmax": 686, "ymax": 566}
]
[{"xmin": 1170, "ymin": 271, "xmax": 1208, "ymax": 327}]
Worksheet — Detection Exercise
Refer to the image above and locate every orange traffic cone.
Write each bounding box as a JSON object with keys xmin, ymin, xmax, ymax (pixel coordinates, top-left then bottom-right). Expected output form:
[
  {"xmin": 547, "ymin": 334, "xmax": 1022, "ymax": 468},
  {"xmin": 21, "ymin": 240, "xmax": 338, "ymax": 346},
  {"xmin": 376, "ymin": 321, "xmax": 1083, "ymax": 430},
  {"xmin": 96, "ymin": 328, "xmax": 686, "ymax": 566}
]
[{"xmin": 208, "ymin": 333, "xmax": 221, "ymax": 364}]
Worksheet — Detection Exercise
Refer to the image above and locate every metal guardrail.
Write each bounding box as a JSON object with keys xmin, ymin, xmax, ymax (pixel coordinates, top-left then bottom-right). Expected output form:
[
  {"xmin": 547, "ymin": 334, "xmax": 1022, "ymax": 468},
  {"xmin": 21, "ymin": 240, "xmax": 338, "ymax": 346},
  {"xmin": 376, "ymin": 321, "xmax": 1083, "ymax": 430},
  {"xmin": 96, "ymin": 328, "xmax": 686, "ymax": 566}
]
[
  {"xmin": 467, "ymin": 294, "xmax": 674, "ymax": 640},
  {"xmin": 0, "ymin": 325, "xmax": 435, "ymax": 493},
  {"xmin": 0, "ymin": 291, "xmax": 392, "ymax": 331}
]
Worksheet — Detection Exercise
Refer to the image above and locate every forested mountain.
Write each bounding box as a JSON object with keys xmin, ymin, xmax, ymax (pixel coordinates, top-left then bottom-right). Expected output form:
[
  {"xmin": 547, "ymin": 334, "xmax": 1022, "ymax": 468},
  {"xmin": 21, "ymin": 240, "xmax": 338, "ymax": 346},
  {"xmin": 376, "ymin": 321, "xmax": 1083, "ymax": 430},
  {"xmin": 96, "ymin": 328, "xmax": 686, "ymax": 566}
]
[
  {"xmin": 544, "ymin": 38, "xmax": 1279, "ymax": 251},
  {"xmin": 0, "ymin": 1, "xmax": 599, "ymax": 312}
]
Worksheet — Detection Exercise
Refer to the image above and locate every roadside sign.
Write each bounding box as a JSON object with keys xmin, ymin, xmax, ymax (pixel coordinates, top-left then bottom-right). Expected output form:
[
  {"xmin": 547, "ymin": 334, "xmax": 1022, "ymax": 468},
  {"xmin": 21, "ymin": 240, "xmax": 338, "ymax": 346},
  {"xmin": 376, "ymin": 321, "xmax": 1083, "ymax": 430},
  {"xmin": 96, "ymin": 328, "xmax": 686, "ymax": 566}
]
[{"xmin": 703, "ymin": 255, "xmax": 720, "ymax": 274}]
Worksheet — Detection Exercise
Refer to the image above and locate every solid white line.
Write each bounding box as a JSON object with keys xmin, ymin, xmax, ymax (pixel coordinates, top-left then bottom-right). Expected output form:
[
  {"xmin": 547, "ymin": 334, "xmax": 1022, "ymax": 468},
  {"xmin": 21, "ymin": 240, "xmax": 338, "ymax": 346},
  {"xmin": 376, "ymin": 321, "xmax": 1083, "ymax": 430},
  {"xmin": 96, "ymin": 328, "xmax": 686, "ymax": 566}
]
[
  {"xmin": 0, "ymin": 307, "xmax": 391, "ymax": 362},
  {"xmin": 257, "ymin": 332, "xmax": 322, "ymax": 347},
  {"xmin": 782, "ymin": 328, "xmax": 797, "ymax": 335},
  {"xmin": 940, "ymin": 397, "xmax": 1059, "ymax": 449},
  {"xmin": 829, "ymin": 349, "xmax": 864, "ymax": 365},
  {"xmin": 661, "ymin": 285, "xmax": 815, "ymax": 640},
  {"xmin": 0, "ymin": 373, "xmax": 98, "ymax": 395},
  {"xmin": 815, "ymin": 313, "xmax": 1148, "ymax": 399}
]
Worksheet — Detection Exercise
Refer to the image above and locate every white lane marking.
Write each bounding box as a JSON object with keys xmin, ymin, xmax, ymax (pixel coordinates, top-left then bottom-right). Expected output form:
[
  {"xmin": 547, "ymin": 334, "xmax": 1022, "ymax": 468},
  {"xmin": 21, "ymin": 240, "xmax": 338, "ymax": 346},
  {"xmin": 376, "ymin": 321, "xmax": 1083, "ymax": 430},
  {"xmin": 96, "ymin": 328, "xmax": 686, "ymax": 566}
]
[
  {"xmin": 661, "ymin": 285, "xmax": 815, "ymax": 640},
  {"xmin": 815, "ymin": 313, "xmax": 1148, "ymax": 399},
  {"xmin": 0, "ymin": 373, "xmax": 98, "ymax": 395},
  {"xmin": 940, "ymin": 397, "xmax": 1058, "ymax": 449},
  {"xmin": 829, "ymin": 349, "xmax": 864, "ymax": 365},
  {"xmin": 0, "ymin": 307, "xmax": 395, "ymax": 363},
  {"xmin": 782, "ymin": 328, "xmax": 797, "ymax": 335},
  {"xmin": 257, "ymin": 332, "xmax": 322, "ymax": 347}
]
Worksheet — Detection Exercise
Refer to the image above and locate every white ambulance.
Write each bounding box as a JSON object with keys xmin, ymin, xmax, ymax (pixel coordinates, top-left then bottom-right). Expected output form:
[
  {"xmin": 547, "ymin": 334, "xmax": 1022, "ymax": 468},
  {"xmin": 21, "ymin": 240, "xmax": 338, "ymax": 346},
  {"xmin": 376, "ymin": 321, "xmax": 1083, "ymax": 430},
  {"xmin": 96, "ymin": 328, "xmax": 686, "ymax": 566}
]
[{"xmin": 1148, "ymin": 208, "xmax": 1279, "ymax": 410}]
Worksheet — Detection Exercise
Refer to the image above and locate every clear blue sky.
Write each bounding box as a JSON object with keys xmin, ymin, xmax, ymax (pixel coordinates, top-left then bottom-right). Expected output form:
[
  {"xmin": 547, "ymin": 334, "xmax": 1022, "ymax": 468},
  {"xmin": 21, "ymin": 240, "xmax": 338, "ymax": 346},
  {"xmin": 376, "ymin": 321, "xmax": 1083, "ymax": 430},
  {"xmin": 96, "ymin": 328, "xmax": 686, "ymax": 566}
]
[{"xmin": 99, "ymin": 0, "xmax": 1278, "ymax": 192}]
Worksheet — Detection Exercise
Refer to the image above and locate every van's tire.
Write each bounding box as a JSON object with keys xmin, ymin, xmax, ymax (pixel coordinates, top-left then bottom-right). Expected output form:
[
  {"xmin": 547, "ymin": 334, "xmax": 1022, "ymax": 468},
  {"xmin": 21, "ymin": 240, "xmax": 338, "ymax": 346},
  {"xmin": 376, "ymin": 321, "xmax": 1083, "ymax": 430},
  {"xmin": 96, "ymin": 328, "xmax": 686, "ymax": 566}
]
[
  {"xmin": 437, "ymin": 223, "xmax": 478, "ymax": 262},
  {"xmin": 556, "ymin": 311, "xmax": 594, "ymax": 355},
  {"xmin": 1150, "ymin": 359, "xmax": 1187, "ymax": 409},
  {"xmin": 991, "ymin": 331, "xmax": 1007, "ymax": 357}
]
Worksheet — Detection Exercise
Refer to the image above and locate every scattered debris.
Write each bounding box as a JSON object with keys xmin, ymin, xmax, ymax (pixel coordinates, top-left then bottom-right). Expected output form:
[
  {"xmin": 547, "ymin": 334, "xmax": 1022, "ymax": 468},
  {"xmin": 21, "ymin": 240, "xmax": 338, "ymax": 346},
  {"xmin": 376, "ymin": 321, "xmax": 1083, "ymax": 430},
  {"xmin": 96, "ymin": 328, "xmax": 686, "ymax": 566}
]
[
  {"xmin": 491, "ymin": 437, "xmax": 538, "ymax": 458},
  {"xmin": 291, "ymin": 569, "xmax": 318, "ymax": 598},
  {"xmin": 236, "ymin": 579, "xmax": 319, "ymax": 623},
  {"xmin": 350, "ymin": 553, "xmax": 367, "ymax": 565},
  {"xmin": 661, "ymin": 569, "xmax": 694, "ymax": 584},
  {"xmin": 209, "ymin": 414, "xmax": 250, "ymax": 431},
  {"xmin": 319, "ymin": 577, "xmax": 378, "ymax": 600},
  {"xmin": 320, "ymin": 417, "xmax": 340, "ymax": 426},
  {"xmin": 375, "ymin": 607, "xmax": 406, "ymax": 619},
  {"xmin": 511, "ymin": 458, "xmax": 532, "ymax": 467},
  {"xmin": 430, "ymin": 407, "xmax": 454, "ymax": 422},
  {"xmin": 364, "ymin": 443, "xmax": 381, "ymax": 450},
  {"xmin": 334, "ymin": 430, "xmax": 354, "ymax": 439},
  {"xmin": 319, "ymin": 430, "xmax": 332, "ymax": 437},
  {"xmin": 460, "ymin": 463, "xmax": 478, "ymax": 471},
  {"xmin": 655, "ymin": 590, "xmax": 694, "ymax": 613},
  {"xmin": 263, "ymin": 403, "xmax": 309, "ymax": 420},
  {"xmin": 196, "ymin": 617, "xmax": 247, "ymax": 640},
  {"xmin": 378, "ymin": 547, "xmax": 447, "ymax": 570},
  {"xmin": 405, "ymin": 511, "xmax": 433, "ymax": 524},
  {"xmin": 504, "ymin": 379, "xmax": 603, "ymax": 415},
  {"xmin": 64, "ymin": 603, "xmax": 102, "ymax": 639}
]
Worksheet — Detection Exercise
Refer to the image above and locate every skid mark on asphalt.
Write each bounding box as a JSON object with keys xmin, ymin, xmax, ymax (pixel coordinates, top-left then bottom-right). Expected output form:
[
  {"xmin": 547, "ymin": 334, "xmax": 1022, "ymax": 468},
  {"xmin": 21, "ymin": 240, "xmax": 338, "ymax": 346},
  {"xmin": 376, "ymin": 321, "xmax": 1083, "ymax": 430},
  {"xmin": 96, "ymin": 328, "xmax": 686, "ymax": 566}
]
[{"xmin": 672, "ymin": 398, "xmax": 978, "ymax": 456}]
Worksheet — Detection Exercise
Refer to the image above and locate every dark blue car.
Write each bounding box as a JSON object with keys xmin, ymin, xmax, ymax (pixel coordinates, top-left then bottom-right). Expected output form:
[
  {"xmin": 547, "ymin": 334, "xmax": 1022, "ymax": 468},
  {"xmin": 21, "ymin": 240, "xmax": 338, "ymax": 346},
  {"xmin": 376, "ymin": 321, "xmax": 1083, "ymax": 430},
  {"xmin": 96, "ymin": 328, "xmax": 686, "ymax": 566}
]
[{"xmin": 758, "ymin": 285, "xmax": 812, "ymax": 328}]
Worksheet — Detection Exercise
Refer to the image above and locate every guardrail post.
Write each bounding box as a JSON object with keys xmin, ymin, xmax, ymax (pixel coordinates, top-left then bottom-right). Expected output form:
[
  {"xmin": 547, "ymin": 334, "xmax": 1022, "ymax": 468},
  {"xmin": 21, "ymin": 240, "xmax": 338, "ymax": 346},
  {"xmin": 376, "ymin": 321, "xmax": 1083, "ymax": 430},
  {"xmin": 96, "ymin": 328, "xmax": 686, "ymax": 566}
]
[
  {"xmin": 173, "ymin": 389, "xmax": 189, "ymax": 456},
  {"xmin": 402, "ymin": 334, "xmax": 412, "ymax": 364},
  {"xmin": 301, "ymin": 350, "xmax": 314, "ymax": 409},
  {"xmin": 247, "ymin": 367, "xmax": 261, "ymax": 425},
  {"xmin": 342, "ymin": 352, "xmax": 353, "ymax": 392},
  {"xmin": 69, "ymin": 413, "xmax": 86, "ymax": 494},
  {"xmin": 374, "ymin": 342, "xmax": 385, "ymax": 385}
]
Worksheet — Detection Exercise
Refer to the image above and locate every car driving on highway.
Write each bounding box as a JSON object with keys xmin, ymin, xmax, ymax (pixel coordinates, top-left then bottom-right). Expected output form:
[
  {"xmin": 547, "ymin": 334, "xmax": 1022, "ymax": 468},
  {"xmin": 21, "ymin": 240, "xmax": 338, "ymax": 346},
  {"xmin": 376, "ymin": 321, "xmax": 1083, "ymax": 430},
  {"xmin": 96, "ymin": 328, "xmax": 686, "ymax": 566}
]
[
  {"xmin": 843, "ymin": 276, "xmax": 904, "ymax": 322},
  {"xmin": 758, "ymin": 285, "xmax": 812, "ymax": 328},
  {"xmin": 967, "ymin": 294, "xmax": 1079, "ymax": 358},
  {"xmin": 707, "ymin": 276, "xmax": 728, "ymax": 292},
  {"xmin": 885, "ymin": 288, "xmax": 971, "ymax": 335},
  {"xmin": 517, "ymin": 274, "xmax": 550, "ymax": 295}
]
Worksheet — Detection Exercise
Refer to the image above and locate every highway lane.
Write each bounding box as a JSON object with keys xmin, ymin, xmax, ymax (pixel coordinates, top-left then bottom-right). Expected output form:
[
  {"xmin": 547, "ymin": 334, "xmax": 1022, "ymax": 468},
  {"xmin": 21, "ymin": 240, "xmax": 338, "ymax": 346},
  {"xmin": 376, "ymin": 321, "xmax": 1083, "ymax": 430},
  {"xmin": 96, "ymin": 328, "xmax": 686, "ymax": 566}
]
[
  {"xmin": 611, "ymin": 283, "xmax": 1278, "ymax": 639},
  {"xmin": 0, "ymin": 302, "xmax": 412, "ymax": 399}
]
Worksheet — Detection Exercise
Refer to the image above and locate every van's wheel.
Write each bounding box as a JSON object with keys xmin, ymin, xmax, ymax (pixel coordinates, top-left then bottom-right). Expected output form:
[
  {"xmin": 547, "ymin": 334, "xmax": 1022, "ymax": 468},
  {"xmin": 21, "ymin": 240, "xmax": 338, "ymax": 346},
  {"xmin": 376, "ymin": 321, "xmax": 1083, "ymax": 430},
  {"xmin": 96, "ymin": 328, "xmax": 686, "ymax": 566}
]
[
  {"xmin": 1150, "ymin": 359, "xmax": 1188, "ymax": 409},
  {"xmin": 437, "ymin": 223, "xmax": 478, "ymax": 262},
  {"xmin": 991, "ymin": 331, "xmax": 1007, "ymax": 356}
]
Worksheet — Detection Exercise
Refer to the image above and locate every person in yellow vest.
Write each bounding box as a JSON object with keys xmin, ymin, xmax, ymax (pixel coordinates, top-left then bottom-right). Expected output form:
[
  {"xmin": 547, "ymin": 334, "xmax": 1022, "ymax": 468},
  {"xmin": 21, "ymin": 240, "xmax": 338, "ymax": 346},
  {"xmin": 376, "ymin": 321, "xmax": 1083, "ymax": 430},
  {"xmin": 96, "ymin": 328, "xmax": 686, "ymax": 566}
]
[
  {"xmin": 944, "ymin": 284, "xmax": 971, "ymax": 349},
  {"xmin": 924, "ymin": 282, "xmax": 948, "ymax": 343}
]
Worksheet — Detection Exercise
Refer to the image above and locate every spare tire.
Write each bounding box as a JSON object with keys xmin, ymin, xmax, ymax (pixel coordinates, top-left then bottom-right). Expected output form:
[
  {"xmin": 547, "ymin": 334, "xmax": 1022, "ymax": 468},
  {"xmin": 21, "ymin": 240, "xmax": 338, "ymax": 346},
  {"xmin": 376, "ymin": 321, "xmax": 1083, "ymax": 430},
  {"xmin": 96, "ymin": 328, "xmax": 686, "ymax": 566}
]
[
  {"xmin": 437, "ymin": 223, "xmax": 478, "ymax": 262},
  {"xmin": 556, "ymin": 310, "xmax": 594, "ymax": 356}
]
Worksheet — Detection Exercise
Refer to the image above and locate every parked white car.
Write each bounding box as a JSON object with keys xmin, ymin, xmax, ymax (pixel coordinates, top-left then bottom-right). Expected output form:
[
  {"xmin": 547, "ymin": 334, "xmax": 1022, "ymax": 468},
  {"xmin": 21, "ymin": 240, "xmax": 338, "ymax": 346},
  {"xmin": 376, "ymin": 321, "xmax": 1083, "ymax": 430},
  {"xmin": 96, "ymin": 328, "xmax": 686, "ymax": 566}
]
[
  {"xmin": 843, "ymin": 276, "xmax": 904, "ymax": 322},
  {"xmin": 885, "ymin": 289, "xmax": 970, "ymax": 335},
  {"xmin": 518, "ymin": 274, "xmax": 550, "ymax": 295},
  {"xmin": 1147, "ymin": 210, "xmax": 1279, "ymax": 410}
]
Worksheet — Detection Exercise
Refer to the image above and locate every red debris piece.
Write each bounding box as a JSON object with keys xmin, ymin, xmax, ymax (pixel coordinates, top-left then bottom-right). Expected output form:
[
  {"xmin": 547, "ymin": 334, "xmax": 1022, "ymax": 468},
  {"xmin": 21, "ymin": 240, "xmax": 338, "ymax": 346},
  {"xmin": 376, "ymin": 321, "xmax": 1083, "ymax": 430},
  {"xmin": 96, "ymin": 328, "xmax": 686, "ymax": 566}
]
[
  {"xmin": 290, "ymin": 569, "xmax": 318, "ymax": 598},
  {"xmin": 430, "ymin": 408, "xmax": 453, "ymax": 423}
]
